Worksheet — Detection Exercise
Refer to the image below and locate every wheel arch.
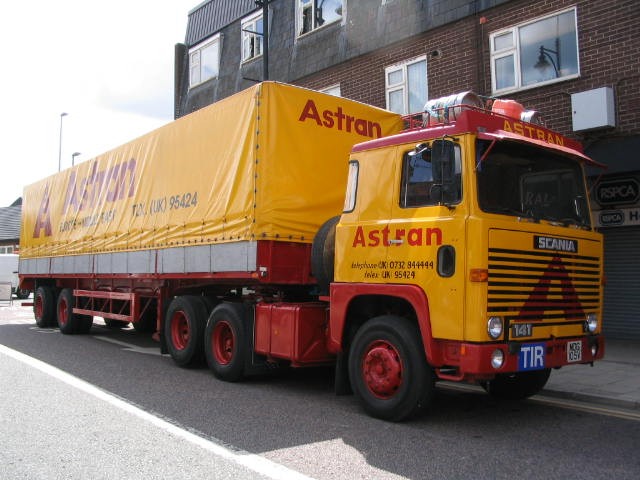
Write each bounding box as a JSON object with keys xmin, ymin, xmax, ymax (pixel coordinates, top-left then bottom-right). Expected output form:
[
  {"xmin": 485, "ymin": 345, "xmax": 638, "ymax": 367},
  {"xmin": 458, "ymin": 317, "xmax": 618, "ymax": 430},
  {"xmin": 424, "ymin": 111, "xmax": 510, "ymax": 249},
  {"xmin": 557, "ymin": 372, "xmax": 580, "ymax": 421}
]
[{"xmin": 328, "ymin": 283, "xmax": 437, "ymax": 365}]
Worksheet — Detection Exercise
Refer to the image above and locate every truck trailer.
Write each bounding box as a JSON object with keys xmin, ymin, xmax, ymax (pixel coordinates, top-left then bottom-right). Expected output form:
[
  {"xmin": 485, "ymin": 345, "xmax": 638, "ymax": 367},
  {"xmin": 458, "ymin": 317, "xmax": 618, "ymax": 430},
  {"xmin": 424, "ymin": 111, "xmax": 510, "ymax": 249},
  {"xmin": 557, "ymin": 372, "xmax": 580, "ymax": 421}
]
[{"xmin": 20, "ymin": 82, "xmax": 605, "ymax": 421}]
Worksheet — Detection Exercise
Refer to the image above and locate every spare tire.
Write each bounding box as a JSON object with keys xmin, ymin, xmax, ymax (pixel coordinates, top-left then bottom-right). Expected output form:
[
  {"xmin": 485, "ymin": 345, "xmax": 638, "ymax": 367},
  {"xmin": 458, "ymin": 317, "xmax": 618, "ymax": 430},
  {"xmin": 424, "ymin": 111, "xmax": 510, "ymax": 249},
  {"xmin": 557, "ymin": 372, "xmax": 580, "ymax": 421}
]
[{"xmin": 311, "ymin": 216, "xmax": 340, "ymax": 295}]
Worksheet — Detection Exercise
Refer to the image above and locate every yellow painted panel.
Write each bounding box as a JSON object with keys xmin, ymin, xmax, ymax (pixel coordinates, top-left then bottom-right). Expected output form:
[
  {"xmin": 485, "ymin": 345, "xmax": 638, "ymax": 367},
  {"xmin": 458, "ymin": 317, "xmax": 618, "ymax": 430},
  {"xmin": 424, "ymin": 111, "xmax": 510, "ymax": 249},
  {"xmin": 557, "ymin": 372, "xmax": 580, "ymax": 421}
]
[{"xmin": 20, "ymin": 82, "xmax": 403, "ymax": 258}]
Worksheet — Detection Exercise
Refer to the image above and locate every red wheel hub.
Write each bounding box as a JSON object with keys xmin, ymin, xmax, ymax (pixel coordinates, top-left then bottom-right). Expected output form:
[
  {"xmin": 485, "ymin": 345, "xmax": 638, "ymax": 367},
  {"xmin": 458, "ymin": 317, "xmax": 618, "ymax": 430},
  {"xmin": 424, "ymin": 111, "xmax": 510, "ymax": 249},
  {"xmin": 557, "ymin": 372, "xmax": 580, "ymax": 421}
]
[
  {"xmin": 170, "ymin": 311, "xmax": 190, "ymax": 350},
  {"xmin": 58, "ymin": 297, "xmax": 68, "ymax": 327},
  {"xmin": 35, "ymin": 294, "xmax": 44, "ymax": 320},
  {"xmin": 361, "ymin": 340, "xmax": 403, "ymax": 399},
  {"xmin": 212, "ymin": 321, "xmax": 234, "ymax": 365}
]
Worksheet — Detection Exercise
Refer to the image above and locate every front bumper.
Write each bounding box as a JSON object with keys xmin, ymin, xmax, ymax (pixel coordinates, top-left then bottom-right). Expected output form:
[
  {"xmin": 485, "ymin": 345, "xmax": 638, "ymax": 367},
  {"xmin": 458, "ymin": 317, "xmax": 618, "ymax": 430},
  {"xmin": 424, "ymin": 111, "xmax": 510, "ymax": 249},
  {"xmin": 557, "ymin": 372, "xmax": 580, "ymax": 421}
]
[{"xmin": 434, "ymin": 335, "xmax": 605, "ymax": 382}]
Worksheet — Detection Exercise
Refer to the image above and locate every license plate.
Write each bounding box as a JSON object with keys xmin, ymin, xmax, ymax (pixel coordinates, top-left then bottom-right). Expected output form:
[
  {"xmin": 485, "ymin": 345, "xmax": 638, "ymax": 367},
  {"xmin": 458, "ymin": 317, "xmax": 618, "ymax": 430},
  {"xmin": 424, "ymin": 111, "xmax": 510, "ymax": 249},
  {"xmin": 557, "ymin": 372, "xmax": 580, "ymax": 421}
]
[
  {"xmin": 512, "ymin": 323, "xmax": 532, "ymax": 338},
  {"xmin": 518, "ymin": 342, "xmax": 546, "ymax": 371},
  {"xmin": 567, "ymin": 340, "xmax": 582, "ymax": 363}
]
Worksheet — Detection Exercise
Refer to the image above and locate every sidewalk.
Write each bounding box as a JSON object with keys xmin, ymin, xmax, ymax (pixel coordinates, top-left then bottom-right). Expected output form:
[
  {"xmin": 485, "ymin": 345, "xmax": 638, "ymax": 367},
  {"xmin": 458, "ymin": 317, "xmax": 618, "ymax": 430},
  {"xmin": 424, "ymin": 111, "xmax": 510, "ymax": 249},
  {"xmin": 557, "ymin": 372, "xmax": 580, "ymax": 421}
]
[{"xmin": 543, "ymin": 339, "xmax": 640, "ymax": 410}]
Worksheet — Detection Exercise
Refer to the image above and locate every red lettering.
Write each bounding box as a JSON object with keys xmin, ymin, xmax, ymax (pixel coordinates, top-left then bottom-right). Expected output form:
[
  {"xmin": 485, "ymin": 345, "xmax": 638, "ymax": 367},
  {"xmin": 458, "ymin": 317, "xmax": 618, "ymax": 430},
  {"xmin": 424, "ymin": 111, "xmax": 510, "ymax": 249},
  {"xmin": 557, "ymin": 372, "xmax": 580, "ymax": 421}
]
[
  {"xmin": 407, "ymin": 228, "xmax": 422, "ymax": 246},
  {"xmin": 298, "ymin": 99, "xmax": 322, "ymax": 125},
  {"xmin": 368, "ymin": 230, "xmax": 380, "ymax": 246},
  {"xmin": 63, "ymin": 170, "xmax": 79, "ymax": 214},
  {"xmin": 381, "ymin": 226, "xmax": 390, "ymax": 246},
  {"xmin": 351, "ymin": 226, "xmax": 443, "ymax": 247},
  {"xmin": 353, "ymin": 226, "xmax": 366, "ymax": 247},
  {"xmin": 299, "ymin": 99, "xmax": 384, "ymax": 138},
  {"xmin": 425, "ymin": 228, "xmax": 442, "ymax": 246},
  {"xmin": 33, "ymin": 184, "xmax": 53, "ymax": 238},
  {"xmin": 322, "ymin": 110, "xmax": 334, "ymax": 128}
]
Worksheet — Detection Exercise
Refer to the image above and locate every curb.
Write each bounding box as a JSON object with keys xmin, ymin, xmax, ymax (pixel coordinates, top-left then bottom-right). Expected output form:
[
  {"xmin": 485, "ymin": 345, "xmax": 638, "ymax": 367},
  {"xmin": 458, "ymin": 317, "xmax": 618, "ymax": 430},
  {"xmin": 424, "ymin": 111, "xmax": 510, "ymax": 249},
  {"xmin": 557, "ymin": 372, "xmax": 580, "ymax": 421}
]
[{"xmin": 539, "ymin": 387, "xmax": 640, "ymax": 412}]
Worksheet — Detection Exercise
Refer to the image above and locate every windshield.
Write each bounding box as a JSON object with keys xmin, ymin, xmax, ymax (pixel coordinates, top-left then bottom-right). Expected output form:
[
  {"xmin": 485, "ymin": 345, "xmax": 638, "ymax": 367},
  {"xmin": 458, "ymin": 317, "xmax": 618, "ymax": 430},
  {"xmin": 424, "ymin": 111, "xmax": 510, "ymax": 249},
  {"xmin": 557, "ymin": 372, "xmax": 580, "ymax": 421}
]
[{"xmin": 476, "ymin": 140, "xmax": 591, "ymax": 227}]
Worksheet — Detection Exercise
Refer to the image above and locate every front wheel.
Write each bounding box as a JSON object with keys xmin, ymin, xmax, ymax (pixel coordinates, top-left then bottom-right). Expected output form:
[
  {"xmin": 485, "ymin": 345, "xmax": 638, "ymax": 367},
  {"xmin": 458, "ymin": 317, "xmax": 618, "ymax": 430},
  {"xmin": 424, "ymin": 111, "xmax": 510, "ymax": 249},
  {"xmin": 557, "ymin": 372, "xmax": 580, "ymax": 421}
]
[
  {"xmin": 349, "ymin": 315, "xmax": 435, "ymax": 421},
  {"xmin": 482, "ymin": 369, "xmax": 551, "ymax": 400}
]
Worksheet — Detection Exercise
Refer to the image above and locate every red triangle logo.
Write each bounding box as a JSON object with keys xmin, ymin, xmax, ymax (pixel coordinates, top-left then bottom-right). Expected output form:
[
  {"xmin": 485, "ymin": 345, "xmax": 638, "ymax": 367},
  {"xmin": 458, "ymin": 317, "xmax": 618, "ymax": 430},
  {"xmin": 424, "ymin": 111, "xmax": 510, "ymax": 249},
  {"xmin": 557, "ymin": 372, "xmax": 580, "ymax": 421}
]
[{"xmin": 518, "ymin": 256, "xmax": 584, "ymax": 320}]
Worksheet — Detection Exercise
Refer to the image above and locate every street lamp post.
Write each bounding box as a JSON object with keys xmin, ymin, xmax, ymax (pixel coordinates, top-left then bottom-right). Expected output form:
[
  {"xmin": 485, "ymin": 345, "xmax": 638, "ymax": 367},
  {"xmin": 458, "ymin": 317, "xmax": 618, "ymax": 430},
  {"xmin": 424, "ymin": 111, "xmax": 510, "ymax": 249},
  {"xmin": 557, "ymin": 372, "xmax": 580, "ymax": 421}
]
[
  {"xmin": 72, "ymin": 152, "xmax": 81, "ymax": 166},
  {"xmin": 58, "ymin": 112, "xmax": 68, "ymax": 172},
  {"xmin": 534, "ymin": 38, "xmax": 561, "ymax": 78}
]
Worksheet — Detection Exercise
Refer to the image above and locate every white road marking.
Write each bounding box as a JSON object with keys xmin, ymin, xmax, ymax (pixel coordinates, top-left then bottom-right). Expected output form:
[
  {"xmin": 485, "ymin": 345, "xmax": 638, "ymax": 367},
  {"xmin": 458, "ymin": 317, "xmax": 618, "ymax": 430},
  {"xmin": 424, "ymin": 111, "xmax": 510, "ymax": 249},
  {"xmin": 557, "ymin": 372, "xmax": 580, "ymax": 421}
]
[{"xmin": 0, "ymin": 344, "xmax": 316, "ymax": 480}]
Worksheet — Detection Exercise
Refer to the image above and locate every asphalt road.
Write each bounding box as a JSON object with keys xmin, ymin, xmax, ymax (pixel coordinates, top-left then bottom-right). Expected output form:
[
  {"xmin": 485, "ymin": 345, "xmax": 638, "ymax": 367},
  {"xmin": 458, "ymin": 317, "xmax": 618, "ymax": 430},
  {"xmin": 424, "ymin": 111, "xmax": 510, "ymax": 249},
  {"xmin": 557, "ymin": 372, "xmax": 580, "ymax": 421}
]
[{"xmin": 1, "ymin": 304, "xmax": 639, "ymax": 479}]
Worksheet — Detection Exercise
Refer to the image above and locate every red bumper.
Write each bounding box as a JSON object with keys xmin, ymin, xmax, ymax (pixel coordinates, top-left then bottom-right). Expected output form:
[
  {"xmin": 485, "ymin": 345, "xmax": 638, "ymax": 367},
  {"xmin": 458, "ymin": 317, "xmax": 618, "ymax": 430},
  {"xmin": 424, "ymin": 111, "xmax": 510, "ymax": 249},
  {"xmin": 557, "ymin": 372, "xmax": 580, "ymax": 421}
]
[{"xmin": 435, "ymin": 335, "xmax": 605, "ymax": 382}]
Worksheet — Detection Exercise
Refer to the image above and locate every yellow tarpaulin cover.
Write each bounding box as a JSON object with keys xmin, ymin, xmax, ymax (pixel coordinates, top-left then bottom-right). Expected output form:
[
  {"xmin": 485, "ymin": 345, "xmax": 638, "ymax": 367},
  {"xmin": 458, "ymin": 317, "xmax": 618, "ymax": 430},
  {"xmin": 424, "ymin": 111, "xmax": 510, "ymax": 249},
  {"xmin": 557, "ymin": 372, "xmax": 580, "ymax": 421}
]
[{"xmin": 20, "ymin": 82, "xmax": 403, "ymax": 258}]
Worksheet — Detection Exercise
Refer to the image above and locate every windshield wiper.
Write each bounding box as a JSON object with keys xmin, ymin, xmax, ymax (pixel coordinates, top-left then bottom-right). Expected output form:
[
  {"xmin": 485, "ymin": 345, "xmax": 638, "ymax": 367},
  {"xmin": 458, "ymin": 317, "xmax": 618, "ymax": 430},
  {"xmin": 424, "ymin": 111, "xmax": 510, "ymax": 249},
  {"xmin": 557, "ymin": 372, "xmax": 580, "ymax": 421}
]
[
  {"xmin": 490, "ymin": 207, "xmax": 540, "ymax": 221},
  {"xmin": 543, "ymin": 216, "xmax": 591, "ymax": 229}
]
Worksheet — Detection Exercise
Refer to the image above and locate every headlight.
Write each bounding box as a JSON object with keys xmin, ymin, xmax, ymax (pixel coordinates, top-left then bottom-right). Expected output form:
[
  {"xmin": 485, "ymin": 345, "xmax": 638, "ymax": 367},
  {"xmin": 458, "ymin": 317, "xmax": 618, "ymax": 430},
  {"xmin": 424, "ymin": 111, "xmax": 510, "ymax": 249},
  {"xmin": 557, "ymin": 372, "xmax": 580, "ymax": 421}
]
[
  {"xmin": 586, "ymin": 313, "xmax": 598, "ymax": 333},
  {"xmin": 487, "ymin": 316, "xmax": 503, "ymax": 339},
  {"xmin": 491, "ymin": 349, "xmax": 505, "ymax": 369}
]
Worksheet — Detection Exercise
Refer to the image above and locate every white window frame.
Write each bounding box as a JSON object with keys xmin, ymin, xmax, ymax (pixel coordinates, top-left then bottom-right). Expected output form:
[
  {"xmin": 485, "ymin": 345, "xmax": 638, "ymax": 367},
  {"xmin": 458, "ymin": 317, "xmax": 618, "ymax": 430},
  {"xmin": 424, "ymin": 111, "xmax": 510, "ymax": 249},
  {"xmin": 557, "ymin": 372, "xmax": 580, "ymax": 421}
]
[
  {"xmin": 490, "ymin": 7, "xmax": 580, "ymax": 95},
  {"xmin": 189, "ymin": 34, "xmax": 221, "ymax": 88},
  {"xmin": 241, "ymin": 10, "xmax": 263, "ymax": 63},
  {"xmin": 320, "ymin": 84, "xmax": 341, "ymax": 97},
  {"xmin": 385, "ymin": 56, "xmax": 428, "ymax": 115},
  {"xmin": 296, "ymin": 0, "xmax": 344, "ymax": 37}
]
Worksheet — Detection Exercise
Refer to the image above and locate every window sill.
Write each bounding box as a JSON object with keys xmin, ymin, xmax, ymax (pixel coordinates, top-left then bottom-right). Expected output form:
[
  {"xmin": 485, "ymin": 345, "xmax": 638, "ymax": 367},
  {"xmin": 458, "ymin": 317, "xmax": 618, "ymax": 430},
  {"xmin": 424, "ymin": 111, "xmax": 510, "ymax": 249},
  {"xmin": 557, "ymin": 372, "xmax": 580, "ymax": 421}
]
[
  {"xmin": 492, "ymin": 73, "xmax": 580, "ymax": 96},
  {"xmin": 296, "ymin": 19, "xmax": 342, "ymax": 40},
  {"xmin": 241, "ymin": 54, "xmax": 263, "ymax": 66}
]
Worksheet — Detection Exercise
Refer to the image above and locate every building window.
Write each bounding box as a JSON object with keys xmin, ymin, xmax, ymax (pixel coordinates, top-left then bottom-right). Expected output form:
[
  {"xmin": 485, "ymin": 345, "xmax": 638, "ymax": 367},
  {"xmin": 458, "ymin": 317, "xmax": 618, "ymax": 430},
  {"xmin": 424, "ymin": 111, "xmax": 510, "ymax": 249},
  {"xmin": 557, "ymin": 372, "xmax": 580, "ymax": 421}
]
[
  {"xmin": 242, "ymin": 11, "xmax": 263, "ymax": 62},
  {"xmin": 297, "ymin": 0, "xmax": 343, "ymax": 36},
  {"xmin": 490, "ymin": 8, "xmax": 579, "ymax": 94},
  {"xmin": 385, "ymin": 56, "xmax": 427, "ymax": 115},
  {"xmin": 320, "ymin": 84, "xmax": 341, "ymax": 97},
  {"xmin": 189, "ymin": 34, "xmax": 221, "ymax": 88}
]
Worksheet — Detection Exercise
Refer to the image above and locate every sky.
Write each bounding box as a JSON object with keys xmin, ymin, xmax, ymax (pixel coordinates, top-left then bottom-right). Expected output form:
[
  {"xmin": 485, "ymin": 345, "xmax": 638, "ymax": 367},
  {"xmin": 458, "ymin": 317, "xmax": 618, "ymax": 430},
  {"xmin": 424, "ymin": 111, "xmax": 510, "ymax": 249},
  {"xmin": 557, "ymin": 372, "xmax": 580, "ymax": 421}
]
[{"xmin": 0, "ymin": 0, "xmax": 198, "ymax": 206}]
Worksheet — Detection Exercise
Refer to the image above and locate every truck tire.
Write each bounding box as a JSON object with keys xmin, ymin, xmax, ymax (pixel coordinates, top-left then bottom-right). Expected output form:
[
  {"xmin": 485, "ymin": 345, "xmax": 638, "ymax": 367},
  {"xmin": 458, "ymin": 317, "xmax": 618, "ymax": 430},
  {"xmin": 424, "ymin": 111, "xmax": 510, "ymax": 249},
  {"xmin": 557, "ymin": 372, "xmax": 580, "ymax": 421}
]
[
  {"xmin": 16, "ymin": 289, "xmax": 31, "ymax": 300},
  {"xmin": 311, "ymin": 216, "xmax": 340, "ymax": 295},
  {"xmin": 164, "ymin": 296, "xmax": 208, "ymax": 367},
  {"xmin": 204, "ymin": 302, "xmax": 247, "ymax": 382},
  {"xmin": 57, "ymin": 288, "xmax": 93, "ymax": 334},
  {"xmin": 34, "ymin": 286, "xmax": 56, "ymax": 328},
  {"xmin": 348, "ymin": 315, "xmax": 435, "ymax": 421},
  {"xmin": 482, "ymin": 369, "xmax": 551, "ymax": 400}
]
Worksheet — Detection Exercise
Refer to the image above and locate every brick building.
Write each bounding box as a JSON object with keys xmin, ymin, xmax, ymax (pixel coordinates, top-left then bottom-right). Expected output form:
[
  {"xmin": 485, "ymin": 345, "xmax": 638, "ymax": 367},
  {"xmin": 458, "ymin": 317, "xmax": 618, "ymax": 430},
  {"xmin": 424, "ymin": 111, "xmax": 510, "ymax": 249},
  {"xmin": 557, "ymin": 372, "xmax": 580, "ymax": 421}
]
[{"xmin": 175, "ymin": 0, "xmax": 640, "ymax": 340}]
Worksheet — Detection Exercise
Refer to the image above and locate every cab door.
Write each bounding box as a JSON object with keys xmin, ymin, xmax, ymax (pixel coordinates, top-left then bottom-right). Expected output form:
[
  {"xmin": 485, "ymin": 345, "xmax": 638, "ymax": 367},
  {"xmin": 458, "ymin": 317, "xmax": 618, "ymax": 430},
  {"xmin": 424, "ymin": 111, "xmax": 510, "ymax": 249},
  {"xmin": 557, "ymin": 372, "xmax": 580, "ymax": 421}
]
[
  {"xmin": 334, "ymin": 147, "xmax": 399, "ymax": 285},
  {"xmin": 386, "ymin": 140, "xmax": 467, "ymax": 340}
]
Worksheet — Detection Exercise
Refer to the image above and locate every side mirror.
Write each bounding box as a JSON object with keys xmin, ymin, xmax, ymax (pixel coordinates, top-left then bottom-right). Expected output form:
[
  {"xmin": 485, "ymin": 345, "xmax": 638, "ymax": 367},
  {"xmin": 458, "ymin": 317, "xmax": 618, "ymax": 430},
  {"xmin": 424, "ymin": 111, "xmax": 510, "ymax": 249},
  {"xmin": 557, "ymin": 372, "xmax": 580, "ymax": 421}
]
[{"xmin": 431, "ymin": 140, "xmax": 457, "ymax": 204}]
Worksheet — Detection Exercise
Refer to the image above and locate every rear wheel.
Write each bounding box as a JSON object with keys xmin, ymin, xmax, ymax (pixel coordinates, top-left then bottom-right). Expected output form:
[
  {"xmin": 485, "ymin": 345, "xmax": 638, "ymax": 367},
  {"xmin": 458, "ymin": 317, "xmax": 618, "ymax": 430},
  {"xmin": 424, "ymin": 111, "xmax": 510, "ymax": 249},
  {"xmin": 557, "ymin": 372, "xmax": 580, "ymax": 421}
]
[
  {"xmin": 16, "ymin": 289, "xmax": 31, "ymax": 300},
  {"xmin": 349, "ymin": 316, "xmax": 435, "ymax": 421},
  {"xmin": 204, "ymin": 302, "xmax": 247, "ymax": 382},
  {"xmin": 57, "ymin": 288, "xmax": 92, "ymax": 334},
  {"xmin": 164, "ymin": 296, "xmax": 208, "ymax": 367},
  {"xmin": 34, "ymin": 286, "xmax": 56, "ymax": 328},
  {"xmin": 482, "ymin": 369, "xmax": 551, "ymax": 400}
]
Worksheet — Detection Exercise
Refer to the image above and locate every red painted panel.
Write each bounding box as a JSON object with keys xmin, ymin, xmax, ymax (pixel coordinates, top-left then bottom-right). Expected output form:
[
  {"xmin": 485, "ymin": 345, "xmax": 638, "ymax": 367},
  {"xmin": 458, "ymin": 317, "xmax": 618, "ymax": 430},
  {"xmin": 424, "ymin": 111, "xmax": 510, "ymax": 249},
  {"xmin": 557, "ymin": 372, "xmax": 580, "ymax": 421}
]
[{"xmin": 255, "ymin": 302, "xmax": 332, "ymax": 365}]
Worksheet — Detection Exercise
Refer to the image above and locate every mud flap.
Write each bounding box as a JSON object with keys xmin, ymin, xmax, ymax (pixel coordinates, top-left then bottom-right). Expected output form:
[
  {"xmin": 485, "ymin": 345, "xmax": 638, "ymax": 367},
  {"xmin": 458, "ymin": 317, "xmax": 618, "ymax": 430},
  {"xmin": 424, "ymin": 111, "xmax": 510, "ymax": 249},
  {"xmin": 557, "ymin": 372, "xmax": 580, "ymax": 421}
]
[{"xmin": 334, "ymin": 350, "xmax": 353, "ymax": 395}]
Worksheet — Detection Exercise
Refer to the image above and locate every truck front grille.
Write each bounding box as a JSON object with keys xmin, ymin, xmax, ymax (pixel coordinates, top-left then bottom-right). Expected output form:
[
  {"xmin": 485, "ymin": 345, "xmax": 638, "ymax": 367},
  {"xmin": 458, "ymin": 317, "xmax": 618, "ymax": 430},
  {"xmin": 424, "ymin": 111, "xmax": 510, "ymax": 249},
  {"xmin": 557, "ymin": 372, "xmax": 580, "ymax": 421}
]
[{"xmin": 487, "ymin": 247, "xmax": 600, "ymax": 323}]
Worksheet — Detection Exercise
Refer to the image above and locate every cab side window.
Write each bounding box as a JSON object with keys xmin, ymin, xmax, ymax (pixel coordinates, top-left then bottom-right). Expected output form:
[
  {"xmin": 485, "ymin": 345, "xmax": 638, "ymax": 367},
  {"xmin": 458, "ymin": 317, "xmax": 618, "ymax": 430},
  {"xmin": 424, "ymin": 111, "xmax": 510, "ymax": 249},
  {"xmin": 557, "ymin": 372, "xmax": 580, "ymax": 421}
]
[
  {"xmin": 400, "ymin": 151, "xmax": 436, "ymax": 207},
  {"xmin": 400, "ymin": 142, "xmax": 462, "ymax": 208}
]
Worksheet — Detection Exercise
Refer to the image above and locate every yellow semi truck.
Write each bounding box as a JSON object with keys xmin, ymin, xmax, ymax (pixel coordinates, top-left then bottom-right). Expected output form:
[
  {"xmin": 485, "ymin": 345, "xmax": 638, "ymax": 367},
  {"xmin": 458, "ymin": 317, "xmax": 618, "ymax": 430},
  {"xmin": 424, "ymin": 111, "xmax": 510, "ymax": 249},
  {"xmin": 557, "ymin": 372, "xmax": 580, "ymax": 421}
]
[{"xmin": 20, "ymin": 82, "xmax": 604, "ymax": 421}]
